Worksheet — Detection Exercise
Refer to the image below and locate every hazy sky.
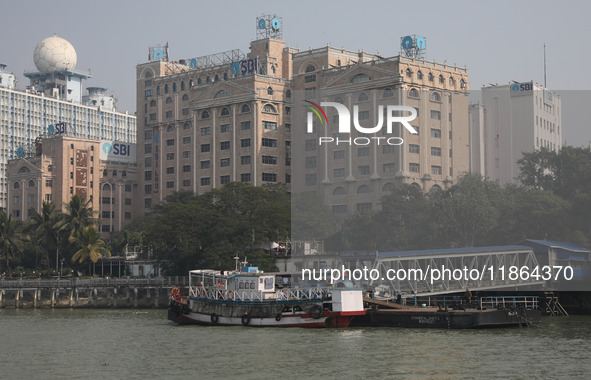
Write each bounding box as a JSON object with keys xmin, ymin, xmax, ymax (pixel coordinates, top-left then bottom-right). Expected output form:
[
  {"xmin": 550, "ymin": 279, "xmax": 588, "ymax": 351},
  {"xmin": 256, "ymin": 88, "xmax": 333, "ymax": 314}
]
[{"xmin": 1, "ymin": 0, "xmax": 590, "ymax": 145}]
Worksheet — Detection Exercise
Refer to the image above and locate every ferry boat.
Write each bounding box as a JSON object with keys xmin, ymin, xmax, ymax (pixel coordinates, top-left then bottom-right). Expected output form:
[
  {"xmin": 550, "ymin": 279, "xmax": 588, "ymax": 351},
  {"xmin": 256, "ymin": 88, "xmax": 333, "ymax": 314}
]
[{"xmin": 168, "ymin": 267, "xmax": 365, "ymax": 327}]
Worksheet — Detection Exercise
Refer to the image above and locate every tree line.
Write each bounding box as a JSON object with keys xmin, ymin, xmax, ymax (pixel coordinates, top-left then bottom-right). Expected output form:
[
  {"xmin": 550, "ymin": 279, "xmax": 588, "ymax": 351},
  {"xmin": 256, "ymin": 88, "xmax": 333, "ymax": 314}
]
[{"xmin": 0, "ymin": 195, "xmax": 109, "ymax": 277}]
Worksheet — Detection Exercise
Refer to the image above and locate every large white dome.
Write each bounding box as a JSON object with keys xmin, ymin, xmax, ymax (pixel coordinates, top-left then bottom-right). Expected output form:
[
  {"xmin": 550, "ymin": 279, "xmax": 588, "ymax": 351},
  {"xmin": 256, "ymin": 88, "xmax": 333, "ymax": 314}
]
[{"xmin": 33, "ymin": 36, "xmax": 77, "ymax": 72}]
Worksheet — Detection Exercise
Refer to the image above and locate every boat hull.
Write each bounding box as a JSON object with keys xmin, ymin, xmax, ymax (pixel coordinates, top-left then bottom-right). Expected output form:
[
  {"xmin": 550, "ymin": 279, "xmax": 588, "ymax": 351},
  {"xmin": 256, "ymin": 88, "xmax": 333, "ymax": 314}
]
[{"xmin": 168, "ymin": 300, "xmax": 360, "ymax": 328}]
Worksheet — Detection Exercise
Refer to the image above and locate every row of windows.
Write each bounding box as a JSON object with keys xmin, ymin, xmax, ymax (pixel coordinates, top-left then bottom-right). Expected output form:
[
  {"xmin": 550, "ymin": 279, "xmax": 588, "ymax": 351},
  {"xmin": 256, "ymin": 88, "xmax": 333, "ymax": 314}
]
[{"xmin": 404, "ymin": 68, "xmax": 467, "ymax": 88}]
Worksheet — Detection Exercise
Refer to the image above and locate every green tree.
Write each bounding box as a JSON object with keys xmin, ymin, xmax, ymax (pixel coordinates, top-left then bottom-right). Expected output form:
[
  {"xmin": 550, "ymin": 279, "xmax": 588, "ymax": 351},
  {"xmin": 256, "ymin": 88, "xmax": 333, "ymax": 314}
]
[
  {"xmin": 28, "ymin": 201, "xmax": 63, "ymax": 269},
  {"xmin": 0, "ymin": 211, "xmax": 26, "ymax": 275},
  {"xmin": 63, "ymin": 194, "xmax": 97, "ymax": 239},
  {"xmin": 70, "ymin": 226, "xmax": 111, "ymax": 273}
]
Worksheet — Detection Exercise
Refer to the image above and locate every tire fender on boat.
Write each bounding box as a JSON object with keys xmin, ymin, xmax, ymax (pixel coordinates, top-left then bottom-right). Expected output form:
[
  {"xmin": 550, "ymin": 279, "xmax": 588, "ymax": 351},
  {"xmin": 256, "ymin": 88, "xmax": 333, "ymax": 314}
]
[
  {"xmin": 210, "ymin": 313, "xmax": 219, "ymax": 325},
  {"xmin": 275, "ymin": 313, "xmax": 282, "ymax": 321},
  {"xmin": 241, "ymin": 314, "xmax": 251, "ymax": 326},
  {"xmin": 309, "ymin": 305, "xmax": 323, "ymax": 319}
]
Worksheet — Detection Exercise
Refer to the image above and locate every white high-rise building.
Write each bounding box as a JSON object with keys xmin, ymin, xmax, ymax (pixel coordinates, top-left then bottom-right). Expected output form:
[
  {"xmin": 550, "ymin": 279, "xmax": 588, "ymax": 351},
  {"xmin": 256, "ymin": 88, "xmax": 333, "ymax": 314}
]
[
  {"xmin": 469, "ymin": 81, "xmax": 561, "ymax": 185},
  {"xmin": 0, "ymin": 36, "xmax": 136, "ymax": 209}
]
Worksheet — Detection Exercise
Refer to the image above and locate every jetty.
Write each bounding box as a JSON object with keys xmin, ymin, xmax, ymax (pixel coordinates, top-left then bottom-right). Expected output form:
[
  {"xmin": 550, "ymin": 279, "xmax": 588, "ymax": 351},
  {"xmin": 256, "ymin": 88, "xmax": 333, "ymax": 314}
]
[{"xmin": 0, "ymin": 276, "xmax": 188, "ymax": 309}]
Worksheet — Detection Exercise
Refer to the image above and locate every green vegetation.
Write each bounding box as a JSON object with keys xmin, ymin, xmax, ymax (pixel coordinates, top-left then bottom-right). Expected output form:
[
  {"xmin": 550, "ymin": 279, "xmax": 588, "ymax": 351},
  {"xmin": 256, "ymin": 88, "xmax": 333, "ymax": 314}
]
[{"xmin": 2, "ymin": 147, "xmax": 589, "ymax": 277}]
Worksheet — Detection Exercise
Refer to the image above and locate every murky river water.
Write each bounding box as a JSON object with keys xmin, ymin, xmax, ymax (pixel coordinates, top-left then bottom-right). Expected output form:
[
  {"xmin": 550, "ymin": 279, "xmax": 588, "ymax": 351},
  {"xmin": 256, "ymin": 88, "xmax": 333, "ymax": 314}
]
[{"xmin": 1, "ymin": 309, "xmax": 590, "ymax": 379}]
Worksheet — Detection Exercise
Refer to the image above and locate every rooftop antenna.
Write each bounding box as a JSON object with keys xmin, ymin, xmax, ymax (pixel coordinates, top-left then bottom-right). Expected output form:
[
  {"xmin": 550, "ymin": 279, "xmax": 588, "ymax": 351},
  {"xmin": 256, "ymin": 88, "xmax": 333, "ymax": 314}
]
[{"xmin": 544, "ymin": 43, "xmax": 547, "ymax": 88}]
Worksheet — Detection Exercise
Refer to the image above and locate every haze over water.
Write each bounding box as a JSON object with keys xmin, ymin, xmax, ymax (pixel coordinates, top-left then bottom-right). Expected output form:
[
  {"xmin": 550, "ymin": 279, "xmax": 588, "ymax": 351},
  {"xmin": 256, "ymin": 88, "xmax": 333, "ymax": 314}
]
[{"xmin": 1, "ymin": 309, "xmax": 590, "ymax": 379}]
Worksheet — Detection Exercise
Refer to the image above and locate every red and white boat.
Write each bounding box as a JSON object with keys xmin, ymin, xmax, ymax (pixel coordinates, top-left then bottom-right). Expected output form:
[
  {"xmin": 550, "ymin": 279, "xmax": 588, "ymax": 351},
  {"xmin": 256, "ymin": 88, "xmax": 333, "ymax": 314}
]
[{"xmin": 168, "ymin": 268, "xmax": 365, "ymax": 327}]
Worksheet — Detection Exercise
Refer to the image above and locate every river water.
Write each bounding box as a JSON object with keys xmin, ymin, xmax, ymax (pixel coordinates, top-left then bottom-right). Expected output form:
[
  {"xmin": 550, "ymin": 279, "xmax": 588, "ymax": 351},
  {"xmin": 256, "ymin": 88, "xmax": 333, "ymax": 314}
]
[{"xmin": 1, "ymin": 309, "xmax": 590, "ymax": 379}]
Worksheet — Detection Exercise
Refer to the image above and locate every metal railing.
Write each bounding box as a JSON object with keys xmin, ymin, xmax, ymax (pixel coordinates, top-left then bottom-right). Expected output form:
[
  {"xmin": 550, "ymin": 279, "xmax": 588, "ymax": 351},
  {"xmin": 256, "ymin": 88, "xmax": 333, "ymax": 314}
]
[
  {"xmin": 0, "ymin": 276, "xmax": 189, "ymax": 289},
  {"xmin": 189, "ymin": 286, "xmax": 329, "ymax": 302}
]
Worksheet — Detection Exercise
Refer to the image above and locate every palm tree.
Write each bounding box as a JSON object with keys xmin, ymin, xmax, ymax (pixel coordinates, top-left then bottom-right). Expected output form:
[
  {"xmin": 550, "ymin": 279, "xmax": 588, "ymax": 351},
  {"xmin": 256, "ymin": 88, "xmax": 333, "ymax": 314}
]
[
  {"xmin": 70, "ymin": 226, "xmax": 111, "ymax": 274},
  {"xmin": 28, "ymin": 201, "xmax": 62, "ymax": 269},
  {"xmin": 64, "ymin": 194, "xmax": 97, "ymax": 239},
  {"xmin": 0, "ymin": 211, "xmax": 25, "ymax": 275}
]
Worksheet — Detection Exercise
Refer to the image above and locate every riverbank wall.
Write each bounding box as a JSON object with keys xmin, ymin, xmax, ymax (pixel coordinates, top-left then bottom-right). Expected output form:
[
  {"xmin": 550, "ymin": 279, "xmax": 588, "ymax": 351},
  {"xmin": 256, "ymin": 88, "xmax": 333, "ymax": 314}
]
[{"xmin": 0, "ymin": 277, "xmax": 188, "ymax": 309}]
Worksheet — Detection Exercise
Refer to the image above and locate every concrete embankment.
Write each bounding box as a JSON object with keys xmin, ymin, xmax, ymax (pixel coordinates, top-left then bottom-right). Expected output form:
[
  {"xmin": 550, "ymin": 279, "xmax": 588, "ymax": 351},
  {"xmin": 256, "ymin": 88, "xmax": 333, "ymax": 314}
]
[{"xmin": 0, "ymin": 277, "xmax": 188, "ymax": 309}]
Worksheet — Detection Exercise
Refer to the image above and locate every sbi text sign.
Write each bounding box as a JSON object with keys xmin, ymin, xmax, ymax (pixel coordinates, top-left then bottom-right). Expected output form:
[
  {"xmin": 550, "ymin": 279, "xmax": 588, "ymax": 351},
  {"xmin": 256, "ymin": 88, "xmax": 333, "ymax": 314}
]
[
  {"xmin": 99, "ymin": 141, "xmax": 136, "ymax": 164},
  {"xmin": 510, "ymin": 81, "xmax": 533, "ymax": 96}
]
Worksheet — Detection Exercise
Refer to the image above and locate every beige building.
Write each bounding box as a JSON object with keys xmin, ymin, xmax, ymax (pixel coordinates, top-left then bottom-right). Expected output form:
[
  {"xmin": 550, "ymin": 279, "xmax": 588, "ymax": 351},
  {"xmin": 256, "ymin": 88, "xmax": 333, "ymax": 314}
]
[
  {"xmin": 135, "ymin": 34, "xmax": 295, "ymax": 214},
  {"xmin": 7, "ymin": 135, "xmax": 138, "ymax": 234},
  {"xmin": 291, "ymin": 46, "xmax": 470, "ymax": 215}
]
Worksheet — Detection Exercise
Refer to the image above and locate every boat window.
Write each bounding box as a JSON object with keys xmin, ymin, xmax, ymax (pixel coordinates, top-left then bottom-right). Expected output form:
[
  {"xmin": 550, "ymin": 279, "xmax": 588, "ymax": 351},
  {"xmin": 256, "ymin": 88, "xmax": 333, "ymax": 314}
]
[
  {"xmin": 239, "ymin": 282, "xmax": 245, "ymax": 289},
  {"xmin": 250, "ymin": 282, "xmax": 255, "ymax": 289}
]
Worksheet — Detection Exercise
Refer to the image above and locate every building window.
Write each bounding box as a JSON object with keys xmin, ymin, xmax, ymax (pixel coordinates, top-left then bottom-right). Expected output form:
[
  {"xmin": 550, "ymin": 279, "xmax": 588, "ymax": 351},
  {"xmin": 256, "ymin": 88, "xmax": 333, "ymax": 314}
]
[
  {"xmin": 305, "ymin": 156, "xmax": 317, "ymax": 169},
  {"xmin": 166, "ymin": 167, "xmax": 174, "ymax": 174},
  {"xmin": 358, "ymin": 166, "xmax": 370, "ymax": 175},
  {"xmin": 241, "ymin": 104, "xmax": 251, "ymax": 113},
  {"xmin": 144, "ymin": 171, "xmax": 152, "ymax": 181},
  {"xmin": 417, "ymin": 70, "xmax": 423, "ymax": 80},
  {"xmin": 182, "ymin": 179, "xmax": 191, "ymax": 187},
  {"xmin": 428, "ymin": 72, "xmax": 434, "ymax": 82},
  {"xmin": 408, "ymin": 88, "xmax": 419, "ymax": 99},
  {"xmin": 145, "ymin": 157, "xmax": 152, "ymax": 167},
  {"xmin": 332, "ymin": 205, "xmax": 347, "ymax": 214},
  {"xmin": 125, "ymin": 184, "xmax": 132, "ymax": 192},
  {"xmin": 241, "ymin": 156, "xmax": 251, "ymax": 165},
  {"xmin": 430, "ymin": 92, "xmax": 441, "ymax": 102},
  {"xmin": 183, "ymin": 165, "xmax": 191, "ymax": 173},
  {"xmin": 241, "ymin": 139, "xmax": 251, "ymax": 148},
  {"xmin": 409, "ymin": 163, "xmax": 420, "ymax": 173},
  {"xmin": 201, "ymin": 160, "xmax": 210, "ymax": 169},
  {"xmin": 220, "ymin": 175, "xmax": 230, "ymax": 185},
  {"xmin": 409, "ymin": 144, "xmax": 420, "ymax": 154},
  {"xmin": 201, "ymin": 110, "xmax": 210, "ymax": 119},
  {"xmin": 125, "ymin": 198, "xmax": 132, "ymax": 206},
  {"xmin": 383, "ymin": 88, "xmax": 394, "ymax": 98},
  {"xmin": 220, "ymin": 141, "xmax": 230, "ymax": 150},
  {"xmin": 183, "ymin": 136, "xmax": 191, "ymax": 144},
  {"xmin": 45, "ymin": 194, "xmax": 53, "ymax": 201},
  {"xmin": 285, "ymin": 123, "xmax": 291, "ymax": 132},
  {"xmin": 431, "ymin": 165, "xmax": 442, "ymax": 175},
  {"xmin": 200, "ymin": 127, "xmax": 211, "ymax": 136},
  {"xmin": 182, "ymin": 94, "xmax": 189, "ymax": 101},
  {"xmin": 305, "ymin": 174, "xmax": 317, "ymax": 186},
  {"xmin": 263, "ymin": 121, "xmax": 277, "ymax": 130},
  {"xmin": 431, "ymin": 147, "xmax": 442, "ymax": 156},
  {"xmin": 358, "ymin": 92, "xmax": 369, "ymax": 102},
  {"xmin": 182, "ymin": 108, "xmax": 190, "ymax": 116},
  {"xmin": 165, "ymin": 111, "xmax": 173, "ymax": 118},
  {"xmin": 166, "ymin": 181, "xmax": 175, "ymax": 189},
  {"xmin": 439, "ymin": 75, "xmax": 444, "ymax": 84},
  {"xmin": 431, "ymin": 129, "xmax": 441, "ymax": 138},
  {"xmin": 358, "ymin": 110, "xmax": 370, "ymax": 120},
  {"xmin": 267, "ymin": 87, "xmax": 274, "ymax": 95},
  {"xmin": 305, "ymin": 139, "xmax": 316, "ymax": 151},
  {"xmin": 334, "ymin": 150, "xmax": 345, "ymax": 159},
  {"xmin": 125, "ymin": 212, "xmax": 132, "ymax": 219},
  {"xmin": 220, "ymin": 107, "xmax": 230, "ymax": 116},
  {"xmin": 45, "ymin": 180, "xmax": 53, "ymax": 187},
  {"xmin": 166, "ymin": 153, "xmax": 175, "ymax": 160},
  {"xmin": 183, "ymin": 151, "xmax": 190, "ymax": 159},
  {"xmin": 144, "ymin": 130, "xmax": 152, "ymax": 140},
  {"xmin": 358, "ymin": 147, "xmax": 370, "ymax": 157},
  {"xmin": 145, "ymin": 89, "xmax": 152, "ymax": 98},
  {"xmin": 201, "ymin": 144, "xmax": 210, "ymax": 153},
  {"xmin": 383, "ymin": 163, "xmax": 396, "ymax": 173},
  {"xmin": 305, "ymin": 87, "xmax": 316, "ymax": 99},
  {"xmin": 166, "ymin": 139, "xmax": 175, "ymax": 146},
  {"xmin": 241, "ymin": 173, "xmax": 251, "ymax": 182},
  {"xmin": 220, "ymin": 124, "xmax": 230, "ymax": 133},
  {"xmin": 383, "ymin": 145, "xmax": 395, "ymax": 154},
  {"xmin": 262, "ymin": 172, "xmax": 277, "ymax": 182},
  {"xmin": 201, "ymin": 177, "xmax": 211, "ymax": 186},
  {"xmin": 240, "ymin": 121, "xmax": 251, "ymax": 130},
  {"xmin": 166, "ymin": 97, "xmax": 173, "ymax": 104},
  {"xmin": 334, "ymin": 168, "xmax": 345, "ymax": 178},
  {"xmin": 144, "ymin": 143, "xmax": 152, "ymax": 154},
  {"xmin": 144, "ymin": 198, "xmax": 152, "ymax": 208},
  {"xmin": 304, "ymin": 74, "xmax": 316, "ymax": 83},
  {"xmin": 262, "ymin": 138, "xmax": 277, "ymax": 148},
  {"xmin": 406, "ymin": 68, "xmax": 412, "ymax": 77},
  {"xmin": 262, "ymin": 104, "xmax": 277, "ymax": 113},
  {"xmin": 262, "ymin": 155, "xmax": 277, "ymax": 165},
  {"xmin": 430, "ymin": 110, "xmax": 441, "ymax": 120},
  {"xmin": 220, "ymin": 158, "xmax": 230, "ymax": 167}
]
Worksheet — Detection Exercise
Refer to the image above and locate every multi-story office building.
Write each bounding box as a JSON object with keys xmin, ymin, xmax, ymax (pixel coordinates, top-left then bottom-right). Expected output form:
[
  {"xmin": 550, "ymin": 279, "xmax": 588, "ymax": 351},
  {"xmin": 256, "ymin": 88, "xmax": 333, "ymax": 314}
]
[
  {"xmin": 136, "ymin": 20, "xmax": 471, "ymax": 218},
  {"xmin": 7, "ymin": 135, "xmax": 138, "ymax": 234},
  {"xmin": 136, "ymin": 17, "xmax": 294, "ymax": 213},
  {"xmin": 0, "ymin": 35, "xmax": 136, "ymax": 209},
  {"xmin": 291, "ymin": 45, "xmax": 470, "ymax": 215},
  {"xmin": 469, "ymin": 82, "xmax": 561, "ymax": 185}
]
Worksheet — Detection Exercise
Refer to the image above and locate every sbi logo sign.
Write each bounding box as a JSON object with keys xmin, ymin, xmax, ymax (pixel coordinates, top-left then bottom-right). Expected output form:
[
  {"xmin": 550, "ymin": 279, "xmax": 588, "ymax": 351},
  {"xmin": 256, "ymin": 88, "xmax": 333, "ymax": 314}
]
[{"xmin": 100, "ymin": 141, "xmax": 135, "ymax": 163}]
